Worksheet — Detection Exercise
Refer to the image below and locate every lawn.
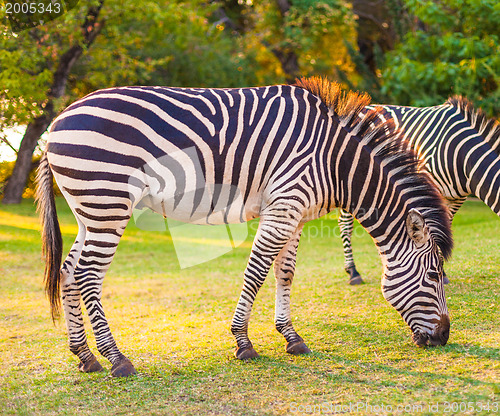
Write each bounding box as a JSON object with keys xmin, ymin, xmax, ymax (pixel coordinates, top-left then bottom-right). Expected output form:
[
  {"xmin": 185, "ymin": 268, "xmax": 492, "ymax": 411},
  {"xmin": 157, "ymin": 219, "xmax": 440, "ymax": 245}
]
[{"xmin": 0, "ymin": 198, "xmax": 498, "ymax": 415}]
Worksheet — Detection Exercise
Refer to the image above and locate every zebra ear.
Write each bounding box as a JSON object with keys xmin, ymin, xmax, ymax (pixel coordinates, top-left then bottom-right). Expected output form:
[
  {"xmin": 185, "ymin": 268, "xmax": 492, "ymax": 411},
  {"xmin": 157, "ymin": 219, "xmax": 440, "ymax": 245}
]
[{"xmin": 406, "ymin": 208, "xmax": 430, "ymax": 247}]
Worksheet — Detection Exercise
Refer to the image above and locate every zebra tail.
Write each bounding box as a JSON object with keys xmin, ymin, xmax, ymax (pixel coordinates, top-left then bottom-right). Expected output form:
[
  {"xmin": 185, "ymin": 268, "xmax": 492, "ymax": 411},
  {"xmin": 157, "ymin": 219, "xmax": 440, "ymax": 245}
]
[{"xmin": 35, "ymin": 152, "xmax": 63, "ymax": 322}]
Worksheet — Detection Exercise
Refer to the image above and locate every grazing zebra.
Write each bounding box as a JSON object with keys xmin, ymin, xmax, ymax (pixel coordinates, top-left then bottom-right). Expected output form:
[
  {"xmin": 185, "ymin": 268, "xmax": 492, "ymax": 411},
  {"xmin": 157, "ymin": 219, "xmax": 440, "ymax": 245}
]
[
  {"xmin": 340, "ymin": 97, "xmax": 500, "ymax": 285},
  {"xmin": 36, "ymin": 77, "xmax": 453, "ymax": 377}
]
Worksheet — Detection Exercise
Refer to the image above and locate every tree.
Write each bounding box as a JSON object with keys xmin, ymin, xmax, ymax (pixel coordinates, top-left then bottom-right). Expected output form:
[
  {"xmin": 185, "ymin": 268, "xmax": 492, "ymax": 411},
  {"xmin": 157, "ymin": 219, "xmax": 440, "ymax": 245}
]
[
  {"xmin": 381, "ymin": 0, "xmax": 500, "ymax": 114},
  {"xmin": 262, "ymin": 0, "xmax": 356, "ymax": 83},
  {"xmin": 0, "ymin": 0, "xmax": 261, "ymax": 203},
  {"xmin": 213, "ymin": 1, "xmax": 357, "ymax": 84},
  {"xmin": 1, "ymin": 1, "xmax": 105, "ymax": 204},
  {"xmin": 337, "ymin": 0, "xmax": 417, "ymax": 102}
]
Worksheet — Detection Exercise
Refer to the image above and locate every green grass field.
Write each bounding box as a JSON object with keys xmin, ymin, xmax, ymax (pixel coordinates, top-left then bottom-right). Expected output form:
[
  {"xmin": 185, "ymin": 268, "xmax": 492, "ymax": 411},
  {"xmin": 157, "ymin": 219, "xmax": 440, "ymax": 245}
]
[{"xmin": 0, "ymin": 198, "xmax": 498, "ymax": 415}]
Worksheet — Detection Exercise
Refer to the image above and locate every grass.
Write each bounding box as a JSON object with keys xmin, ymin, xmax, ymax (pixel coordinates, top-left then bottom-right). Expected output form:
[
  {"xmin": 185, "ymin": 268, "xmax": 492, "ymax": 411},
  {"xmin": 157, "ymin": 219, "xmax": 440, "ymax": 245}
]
[{"xmin": 0, "ymin": 197, "xmax": 498, "ymax": 415}]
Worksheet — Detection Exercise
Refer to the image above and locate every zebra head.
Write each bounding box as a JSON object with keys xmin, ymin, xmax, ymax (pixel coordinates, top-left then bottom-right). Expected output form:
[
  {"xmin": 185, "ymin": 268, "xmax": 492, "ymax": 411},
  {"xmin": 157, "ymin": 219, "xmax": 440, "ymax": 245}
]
[{"xmin": 382, "ymin": 208, "xmax": 450, "ymax": 347}]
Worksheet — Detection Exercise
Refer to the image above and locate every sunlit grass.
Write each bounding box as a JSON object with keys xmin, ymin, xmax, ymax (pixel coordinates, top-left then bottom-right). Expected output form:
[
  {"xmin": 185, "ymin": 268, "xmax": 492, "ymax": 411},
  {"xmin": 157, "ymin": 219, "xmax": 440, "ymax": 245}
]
[{"xmin": 0, "ymin": 197, "xmax": 498, "ymax": 415}]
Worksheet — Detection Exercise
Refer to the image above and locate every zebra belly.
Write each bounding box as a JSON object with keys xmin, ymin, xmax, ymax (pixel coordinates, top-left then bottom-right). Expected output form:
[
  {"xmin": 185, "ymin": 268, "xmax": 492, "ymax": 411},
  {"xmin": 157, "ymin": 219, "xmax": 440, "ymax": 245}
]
[{"xmin": 141, "ymin": 186, "xmax": 262, "ymax": 225}]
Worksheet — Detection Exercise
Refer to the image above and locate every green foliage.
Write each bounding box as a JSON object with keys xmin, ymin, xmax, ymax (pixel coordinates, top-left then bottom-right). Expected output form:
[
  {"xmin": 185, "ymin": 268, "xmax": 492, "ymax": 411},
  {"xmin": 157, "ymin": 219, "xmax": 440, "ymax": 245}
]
[
  {"xmin": 1, "ymin": 0, "xmax": 498, "ymax": 167},
  {"xmin": 72, "ymin": 0, "xmax": 261, "ymax": 92},
  {"xmin": 0, "ymin": 0, "xmax": 267, "ymax": 170},
  {"xmin": 140, "ymin": 5, "xmax": 259, "ymax": 88},
  {"xmin": 0, "ymin": 30, "xmax": 52, "ymax": 138},
  {"xmin": 0, "ymin": 0, "xmax": 106, "ymax": 127},
  {"xmin": 0, "ymin": 47, "xmax": 52, "ymax": 126},
  {"xmin": 0, "ymin": 0, "xmax": 264, "ymax": 137},
  {"xmin": 382, "ymin": 0, "xmax": 500, "ymax": 114},
  {"xmin": 287, "ymin": 0, "xmax": 356, "ymax": 76},
  {"xmin": 405, "ymin": 0, "xmax": 499, "ymax": 36},
  {"xmin": 336, "ymin": 40, "xmax": 388, "ymax": 103},
  {"xmin": 284, "ymin": 0, "xmax": 353, "ymax": 50},
  {"xmin": 241, "ymin": 0, "xmax": 356, "ymax": 81}
]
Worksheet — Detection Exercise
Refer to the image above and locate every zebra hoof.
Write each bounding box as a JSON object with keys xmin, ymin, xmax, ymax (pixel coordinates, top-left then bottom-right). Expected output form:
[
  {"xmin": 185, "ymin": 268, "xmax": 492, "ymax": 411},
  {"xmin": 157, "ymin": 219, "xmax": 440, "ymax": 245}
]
[
  {"xmin": 235, "ymin": 346, "xmax": 259, "ymax": 360},
  {"xmin": 78, "ymin": 356, "xmax": 103, "ymax": 373},
  {"xmin": 346, "ymin": 266, "xmax": 364, "ymax": 285},
  {"xmin": 111, "ymin": 357, "xmax": 137, "ymax": 377},
  {"xmin": 286, "ymin": 340, "xmax": 311, "ymax": 355},
  {"xmin": 349, "ymin": 275, "xmax": 364, "ymax": 285}
]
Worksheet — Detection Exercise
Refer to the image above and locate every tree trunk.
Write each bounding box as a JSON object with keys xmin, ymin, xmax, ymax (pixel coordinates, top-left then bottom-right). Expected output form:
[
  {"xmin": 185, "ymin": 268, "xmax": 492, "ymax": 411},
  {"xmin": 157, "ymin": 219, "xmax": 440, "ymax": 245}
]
[
  {"xmin": 1, "ymin": 47, "xmax": 82, "ymax": 204},
  {"xmin": 270, "ymin": 48, "xmax": 300, "ymax": 84},
  {"xmin": 1, "ymin": 1, "xmax": 104, "ymax": 204},
  {"xmin": 215, "ymin": 0, "xmax": 300, "ymax": 83},
  {"xmin": 351, "ymin": 0, "xmax": 396, "ymax": 74},
  {"xmin": 2, "ymin": 104, "xmax": 55, "ymax": 204},
  {"xmin": 271, "ymin": 0, "xmax": 300, "ymax": 84}
]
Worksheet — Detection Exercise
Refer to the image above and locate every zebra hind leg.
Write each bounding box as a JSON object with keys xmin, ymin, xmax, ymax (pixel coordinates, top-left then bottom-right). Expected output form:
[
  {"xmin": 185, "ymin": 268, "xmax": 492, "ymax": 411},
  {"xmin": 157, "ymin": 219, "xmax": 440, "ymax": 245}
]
[
  {"xmin": 339, "ymin": 209, "xmax": 364, "ymax": 285},
  {"xmin": 274, "ymin": 224, "xmax": 311, "ymax": 355},
  {"xmin": 61, "ymin": 219, "xmax": 103, "ymax": 373},
  {"xmin": 231, "ymin": 209, "xmax": 302, "ymax": 360},
  {"xmin": 74, "ymin": 223, "xmax": 136, "ymax": 377}
]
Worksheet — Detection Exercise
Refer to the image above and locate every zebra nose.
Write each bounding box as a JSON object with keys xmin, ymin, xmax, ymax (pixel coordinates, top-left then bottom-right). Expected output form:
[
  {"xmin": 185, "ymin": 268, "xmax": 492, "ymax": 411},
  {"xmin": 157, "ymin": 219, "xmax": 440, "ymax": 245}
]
[{"xmin": 429, "ymin": 314, "xmax": 450, "ymax": 346}]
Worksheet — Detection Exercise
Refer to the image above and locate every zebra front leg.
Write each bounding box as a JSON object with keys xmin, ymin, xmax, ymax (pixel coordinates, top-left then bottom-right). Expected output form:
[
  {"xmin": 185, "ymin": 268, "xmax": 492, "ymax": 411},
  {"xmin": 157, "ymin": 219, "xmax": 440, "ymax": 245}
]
[
  {"xmin": 231, "ymin": 210, "xmax": 301, "ymax": 360},
  {"xmin": 339, "ymin": 209, "xmax": 363, "ymax": 285},
  {"xmin": 274, "ymin": 224, "xmax": 311, "ymax": 355},
  {"xmin": 61, "ymin": 220, "xmax": 103, "ymax": 373},
  {"xmin": 75, "ymin": 227, "xmax": 136, "ymax": 377}
]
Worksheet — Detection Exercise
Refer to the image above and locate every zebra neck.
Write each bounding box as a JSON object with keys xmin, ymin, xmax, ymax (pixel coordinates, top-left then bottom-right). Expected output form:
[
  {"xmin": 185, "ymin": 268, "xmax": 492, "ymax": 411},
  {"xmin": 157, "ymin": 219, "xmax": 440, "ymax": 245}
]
[
  {"xmin": 367, "ymin": 219, "xmax": 423, "ymax": 282},
  {"xmin": 332, "ymin": 170, "xmax": 413, "ymax": 258},
  {"xmin": 467, "ymin": 148, "xmax": 500, "ymax": 215},
  {"xmin": 329, "ymin": 109, "xmax": 412, "ymax": 232},
  {"xmin": 354, "ymin": 202, "xmax": 410, "ymax": 259}
]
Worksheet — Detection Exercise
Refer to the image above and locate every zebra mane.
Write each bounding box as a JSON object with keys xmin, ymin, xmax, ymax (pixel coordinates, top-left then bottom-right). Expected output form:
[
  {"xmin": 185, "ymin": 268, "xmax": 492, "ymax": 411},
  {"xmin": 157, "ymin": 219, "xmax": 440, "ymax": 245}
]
[
  {"xmin": 295, "ymin": 77, "xmax": 371, "ymax": 127},
  {"xmin": 296, "ymin": 77, "xmax": 453, "ymax": 259},
  {"xmin": 446, "ymin": 96, "xmax": 500, "ymax": 153}
]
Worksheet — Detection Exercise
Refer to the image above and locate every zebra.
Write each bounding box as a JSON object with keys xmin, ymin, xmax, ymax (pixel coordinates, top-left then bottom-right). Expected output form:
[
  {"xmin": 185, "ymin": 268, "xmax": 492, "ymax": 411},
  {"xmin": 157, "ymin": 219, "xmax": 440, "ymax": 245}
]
[
  {"xmin": 36, "ymin": 77, "xmax": 453, "ymax": 377},
  {"xmin": 339, "ymin": 97, "xmax": 500, "ymax": 285}
]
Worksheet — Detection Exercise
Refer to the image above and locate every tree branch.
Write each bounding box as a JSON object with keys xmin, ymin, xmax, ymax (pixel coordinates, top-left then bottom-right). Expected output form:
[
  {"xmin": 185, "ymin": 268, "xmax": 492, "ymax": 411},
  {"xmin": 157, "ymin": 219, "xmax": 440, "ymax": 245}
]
[
  {"xmin": 50, "ymin": 0, "xmax": 105, "ymax": 99},
  {"xmin": 81, "ymin": 0, "xmax": 105, "ymax": 47},
  {"xmin": 0, "ymin": 135, "xmax": 19, "ymax": 155},
  {"xmin": 354, "ymin": 10, "xmax": 390, "ymax": 33},
  {"xmin": 212, "ymin": 6, "xmax": 238, "ymax": 33}
]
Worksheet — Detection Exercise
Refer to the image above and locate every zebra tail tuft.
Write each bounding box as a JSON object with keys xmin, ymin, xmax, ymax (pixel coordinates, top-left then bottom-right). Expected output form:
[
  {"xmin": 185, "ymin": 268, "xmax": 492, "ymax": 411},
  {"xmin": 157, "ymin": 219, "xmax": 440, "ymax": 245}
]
[{"xmin": 35, "ymin": 152, "xmax": 63, "ymax": 322}]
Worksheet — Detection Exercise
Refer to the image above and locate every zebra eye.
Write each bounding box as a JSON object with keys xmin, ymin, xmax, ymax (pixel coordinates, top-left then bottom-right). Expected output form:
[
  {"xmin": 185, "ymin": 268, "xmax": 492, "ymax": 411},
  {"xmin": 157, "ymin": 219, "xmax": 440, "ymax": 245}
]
[{"xmin": 428, "ymin": 271, "xmax": 440, "ymax": 282}]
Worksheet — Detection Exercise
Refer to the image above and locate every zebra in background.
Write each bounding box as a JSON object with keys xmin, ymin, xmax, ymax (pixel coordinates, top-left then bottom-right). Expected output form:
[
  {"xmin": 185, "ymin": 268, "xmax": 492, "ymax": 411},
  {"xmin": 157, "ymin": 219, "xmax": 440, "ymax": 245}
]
[
  {"xmin": 36, "ymin": 77, "xmax": 453, "ymax": 377},
  {"xmin": 340, "ymin": 97, "xmax": 500, "ymax": 285}
]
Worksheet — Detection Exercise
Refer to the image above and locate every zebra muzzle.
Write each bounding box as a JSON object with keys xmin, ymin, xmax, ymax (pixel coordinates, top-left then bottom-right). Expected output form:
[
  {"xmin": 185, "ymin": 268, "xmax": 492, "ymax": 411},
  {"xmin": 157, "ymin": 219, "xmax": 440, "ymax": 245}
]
[{"xmin": 412, "ymin": 315, "xmax": 450, "ymax": 347}]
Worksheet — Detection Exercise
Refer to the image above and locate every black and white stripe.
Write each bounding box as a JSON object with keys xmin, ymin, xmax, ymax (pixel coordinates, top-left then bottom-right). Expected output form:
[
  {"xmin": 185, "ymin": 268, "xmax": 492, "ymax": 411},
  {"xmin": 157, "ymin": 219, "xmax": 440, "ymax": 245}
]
[
  {"xmin": 36, "ymin": 78, "xmax": 453, "ymax": 376},
  {"xmin": 339, "ymin": 97, "xmax": 499, "ymax": 284}
]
